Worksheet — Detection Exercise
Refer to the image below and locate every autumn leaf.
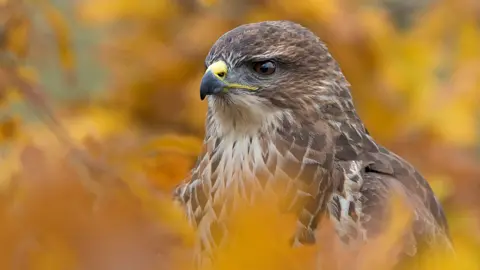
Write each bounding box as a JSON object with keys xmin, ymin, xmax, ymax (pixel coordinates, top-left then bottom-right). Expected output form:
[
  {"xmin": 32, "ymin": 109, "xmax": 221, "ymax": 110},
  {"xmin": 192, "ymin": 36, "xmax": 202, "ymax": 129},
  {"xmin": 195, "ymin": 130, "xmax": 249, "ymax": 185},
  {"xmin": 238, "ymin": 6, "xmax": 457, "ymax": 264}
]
[
  {"xmin": 0, "ymin": 116, "xmax": 20, "ymax": 142},
  {"xmin": 0, "ymin": 0, "xmax": 478, "ymax": 269},
  {"xmin": 37, "ymin": 0, "xmax": 76, "ymax": 83}
]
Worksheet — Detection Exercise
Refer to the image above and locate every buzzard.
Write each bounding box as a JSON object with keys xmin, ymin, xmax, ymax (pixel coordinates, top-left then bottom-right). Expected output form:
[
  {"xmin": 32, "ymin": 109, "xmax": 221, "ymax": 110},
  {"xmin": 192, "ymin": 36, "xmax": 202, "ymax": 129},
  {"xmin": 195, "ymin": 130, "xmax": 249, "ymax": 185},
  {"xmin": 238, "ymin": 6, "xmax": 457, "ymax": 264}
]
[{"xmin": 174, "ymin": 20, "xmax": 453, "ymax": 268}]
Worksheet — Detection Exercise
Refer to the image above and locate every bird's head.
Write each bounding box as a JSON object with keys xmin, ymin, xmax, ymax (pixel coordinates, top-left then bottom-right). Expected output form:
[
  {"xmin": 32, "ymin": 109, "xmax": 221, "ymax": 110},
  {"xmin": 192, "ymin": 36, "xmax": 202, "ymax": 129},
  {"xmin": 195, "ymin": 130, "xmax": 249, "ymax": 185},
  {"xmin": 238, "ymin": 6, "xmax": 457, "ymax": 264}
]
[{"xmin": 201, "ymin": 20, "xmax": 356, "ymax": 136}]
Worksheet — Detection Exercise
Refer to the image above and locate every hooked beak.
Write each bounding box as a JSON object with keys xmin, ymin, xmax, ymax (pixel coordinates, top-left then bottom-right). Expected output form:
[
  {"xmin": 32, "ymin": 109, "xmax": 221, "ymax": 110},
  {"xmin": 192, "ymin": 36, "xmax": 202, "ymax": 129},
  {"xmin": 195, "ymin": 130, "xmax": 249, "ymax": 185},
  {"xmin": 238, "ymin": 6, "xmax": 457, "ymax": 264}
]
[
  {"xmin": 200, "ymin": 60, "xmax": 258, "ymax": 100},
  {"xmin": 200, "ymin": 69, "xmax": 228, "ymax": 100}
]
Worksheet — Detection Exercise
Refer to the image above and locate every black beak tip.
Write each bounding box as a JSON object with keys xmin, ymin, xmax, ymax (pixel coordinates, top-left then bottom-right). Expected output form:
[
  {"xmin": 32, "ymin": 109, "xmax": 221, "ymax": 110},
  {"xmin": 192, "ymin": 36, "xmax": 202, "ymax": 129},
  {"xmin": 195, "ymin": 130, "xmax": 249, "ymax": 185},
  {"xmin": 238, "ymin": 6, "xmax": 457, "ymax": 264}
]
[{"xmin": 199, "ymin": 70, "xmax": 227, "ymax": 101}]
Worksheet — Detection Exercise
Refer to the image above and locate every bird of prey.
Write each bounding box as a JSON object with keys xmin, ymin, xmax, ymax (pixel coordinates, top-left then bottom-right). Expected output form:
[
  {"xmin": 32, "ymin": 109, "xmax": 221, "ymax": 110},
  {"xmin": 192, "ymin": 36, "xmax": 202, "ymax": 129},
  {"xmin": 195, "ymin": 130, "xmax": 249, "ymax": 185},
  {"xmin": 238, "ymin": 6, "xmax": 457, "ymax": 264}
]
[{"xmin": 174, "ymin": 20, "xmax": 453, "ymax": 268}]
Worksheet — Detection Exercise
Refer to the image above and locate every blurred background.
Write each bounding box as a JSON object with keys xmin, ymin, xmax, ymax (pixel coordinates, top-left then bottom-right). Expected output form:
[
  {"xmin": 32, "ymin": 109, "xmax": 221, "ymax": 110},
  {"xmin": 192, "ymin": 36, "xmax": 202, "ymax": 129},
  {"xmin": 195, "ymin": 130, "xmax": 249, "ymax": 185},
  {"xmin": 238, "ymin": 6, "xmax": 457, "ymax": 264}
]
[{"xmin": 0, "ymin": 0, "xmax": 479, "ymax": 269}]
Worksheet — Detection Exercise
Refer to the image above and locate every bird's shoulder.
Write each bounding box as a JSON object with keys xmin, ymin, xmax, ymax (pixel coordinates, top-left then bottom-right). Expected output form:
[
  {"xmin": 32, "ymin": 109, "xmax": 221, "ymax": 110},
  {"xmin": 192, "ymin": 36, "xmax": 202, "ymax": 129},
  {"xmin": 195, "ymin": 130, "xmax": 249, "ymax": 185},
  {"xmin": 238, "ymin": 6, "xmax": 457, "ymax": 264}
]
[
  {"xmin": 333, "ymin": 127, "xmax": 452, "ymax": 253},
  {"xmin": 330, "ymin": 120, "xmax": 448, "ymax": 229},
  {"xmin": 359, "ymin": 144, "xmax": 450, "ymax": 234},
  {"xmin": 293, "ymin": 119, "xmax": 452, "ymax": 250}
]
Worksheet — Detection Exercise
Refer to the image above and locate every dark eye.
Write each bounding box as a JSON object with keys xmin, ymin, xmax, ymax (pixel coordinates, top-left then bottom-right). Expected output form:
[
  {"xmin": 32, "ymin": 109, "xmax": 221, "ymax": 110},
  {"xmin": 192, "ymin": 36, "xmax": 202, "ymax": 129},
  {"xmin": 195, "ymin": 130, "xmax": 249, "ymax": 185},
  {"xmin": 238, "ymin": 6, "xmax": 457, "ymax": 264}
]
[{"xmin": 253, "ymin": 61, "xmax": 276, "ymax": 75}]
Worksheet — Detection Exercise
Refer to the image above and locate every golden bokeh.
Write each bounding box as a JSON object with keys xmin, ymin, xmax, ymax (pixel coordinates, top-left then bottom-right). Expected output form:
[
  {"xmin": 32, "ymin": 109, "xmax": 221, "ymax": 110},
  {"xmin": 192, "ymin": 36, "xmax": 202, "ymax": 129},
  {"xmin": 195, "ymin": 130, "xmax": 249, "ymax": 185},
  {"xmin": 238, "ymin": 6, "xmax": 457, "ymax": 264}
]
[{"xmin": 0, "ymin": 0, "xmax": 479, "ymax": 269}]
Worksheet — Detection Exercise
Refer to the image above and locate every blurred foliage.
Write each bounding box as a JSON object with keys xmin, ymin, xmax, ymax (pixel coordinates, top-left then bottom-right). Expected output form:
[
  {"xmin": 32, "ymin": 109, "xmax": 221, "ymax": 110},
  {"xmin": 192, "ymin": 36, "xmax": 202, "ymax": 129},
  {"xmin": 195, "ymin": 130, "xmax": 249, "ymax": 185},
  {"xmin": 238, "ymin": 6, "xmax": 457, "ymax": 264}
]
[{"xmin": 0, "ymin": 0, "xmax": 479, "ymax": 269}]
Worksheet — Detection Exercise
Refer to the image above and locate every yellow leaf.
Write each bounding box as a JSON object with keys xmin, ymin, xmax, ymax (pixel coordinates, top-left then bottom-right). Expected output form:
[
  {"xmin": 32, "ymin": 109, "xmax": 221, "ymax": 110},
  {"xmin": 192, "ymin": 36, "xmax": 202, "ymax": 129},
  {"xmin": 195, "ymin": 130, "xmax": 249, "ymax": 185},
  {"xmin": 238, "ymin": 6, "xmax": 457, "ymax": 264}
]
[
  {"xmin": 80, "ymin": 0, "xmax": 175, "ymax": 24},
  {"xmin": 16, "ymin": 66, "xmax": 39, "ymax": 85},
  {"xmin": 142, "ymin": 134, "xmax": 203, "ymax": 157},
  {"xmin": 39, "ymin": 1, "xmax": 75, "ymax": 79},
  {"xmin": 28, "ymin": 238, "xmax": 77, "ymax": 270},
  {"xmin": 211, "ymin": 194, "xmax": 317, "ymax": 270},
  {"xmin": 0, "ymin": 116, "xmax": 20, "ymax": 142},
  {"xmin": 198, "ymin": 0, "xmax": 218, "ymax": 7},
  {"xmin": 5, "ymin": 15, "xmax": 30, "ymax": 59},
  {"xmin": 274, "ymin": 0, "xmax": 341, "ymax": 23},
  {"xmin": 427, "ymin": 174, "xmax": 453, "ymax": 201},
  {"xmin": 356, "ymin": 193, "xmax": 414, "ymax": 270}
]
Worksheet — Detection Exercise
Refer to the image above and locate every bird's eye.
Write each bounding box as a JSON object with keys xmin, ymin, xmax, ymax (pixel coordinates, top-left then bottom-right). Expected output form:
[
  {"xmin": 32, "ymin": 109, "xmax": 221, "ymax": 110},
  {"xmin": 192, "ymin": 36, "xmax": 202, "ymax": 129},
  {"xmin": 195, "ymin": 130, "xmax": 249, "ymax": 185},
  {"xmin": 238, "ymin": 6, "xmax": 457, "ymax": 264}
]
[{"xmin": 253, "ymin": 61, "xmax": 276, "ymax": 75}]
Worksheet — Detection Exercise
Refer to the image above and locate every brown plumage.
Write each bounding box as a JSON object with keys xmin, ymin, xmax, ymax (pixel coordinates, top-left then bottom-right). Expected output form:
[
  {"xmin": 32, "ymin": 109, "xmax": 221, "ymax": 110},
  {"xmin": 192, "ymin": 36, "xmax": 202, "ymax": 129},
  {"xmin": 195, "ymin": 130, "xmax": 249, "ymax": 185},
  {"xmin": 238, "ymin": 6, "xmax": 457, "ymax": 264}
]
[{"xmin": 174, "ymin": 20, "xmax": 453, "ymax": 268}]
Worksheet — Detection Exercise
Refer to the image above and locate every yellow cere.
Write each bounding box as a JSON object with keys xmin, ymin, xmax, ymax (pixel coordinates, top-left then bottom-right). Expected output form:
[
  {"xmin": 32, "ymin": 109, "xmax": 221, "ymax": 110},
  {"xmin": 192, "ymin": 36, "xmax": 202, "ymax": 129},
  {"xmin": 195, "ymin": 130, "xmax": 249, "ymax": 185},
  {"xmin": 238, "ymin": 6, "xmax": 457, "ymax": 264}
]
[
  {"xmin": 206, "ymin": 60, "xmax": 228, "ymax": 78},
  {"xmin": 206, "ymin": 61, "xmax": 258, "ymax": 91}
]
